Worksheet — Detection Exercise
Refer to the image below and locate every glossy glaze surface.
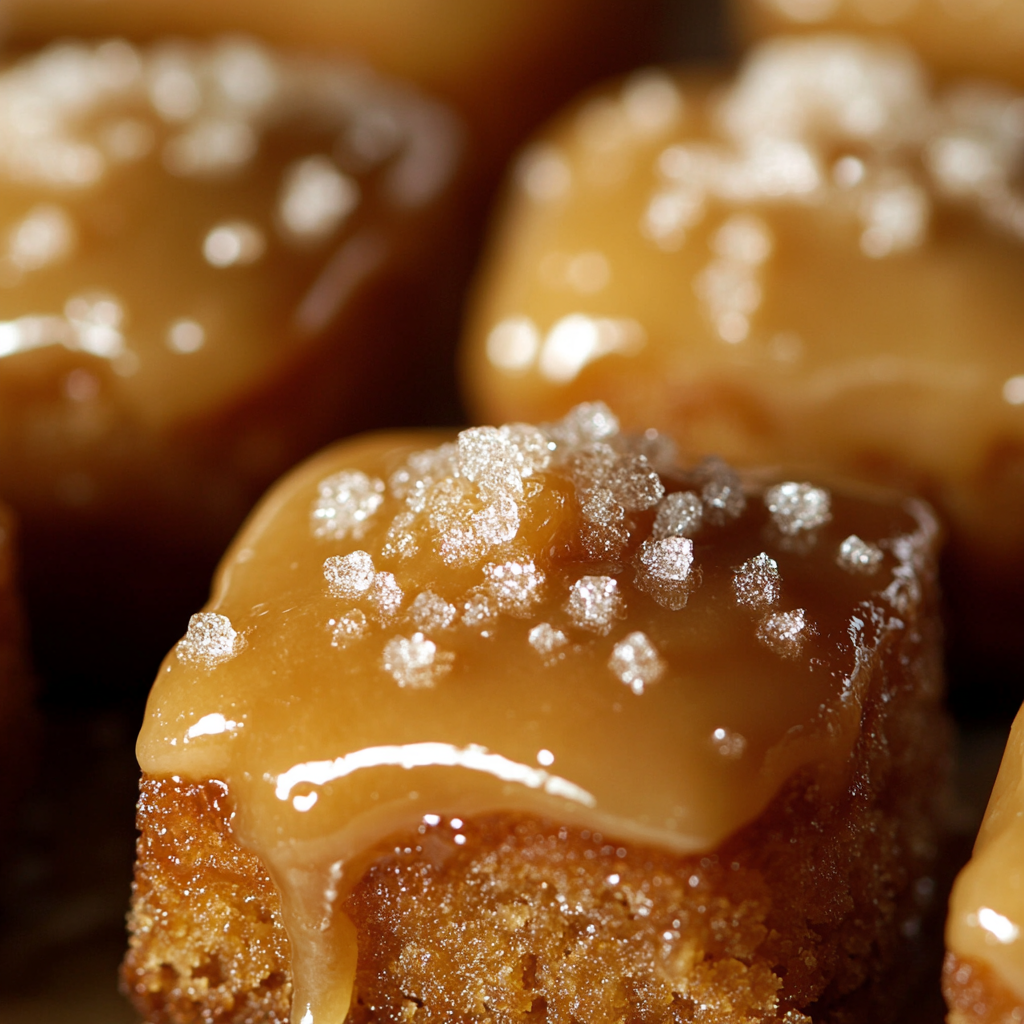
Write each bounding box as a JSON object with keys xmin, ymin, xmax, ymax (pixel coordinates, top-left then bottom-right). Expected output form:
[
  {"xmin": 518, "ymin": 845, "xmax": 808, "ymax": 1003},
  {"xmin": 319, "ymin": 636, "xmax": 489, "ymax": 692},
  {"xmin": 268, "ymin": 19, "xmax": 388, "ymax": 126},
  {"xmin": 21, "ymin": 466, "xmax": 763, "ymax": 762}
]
[
  {"xmin": 948, "ymin": 704, "xmax": 1024, "ymax": 1004},
  {"xmin": 732, "ymin": 0, "xmax": 1024, "ymax": 87},
  {"xmin": 463, "ymin": 39, "xmax": 1024, "ymax": 674},
  {"xmin": 139, "ymin": 404, "xmax": 938, "ymax": 1024}
]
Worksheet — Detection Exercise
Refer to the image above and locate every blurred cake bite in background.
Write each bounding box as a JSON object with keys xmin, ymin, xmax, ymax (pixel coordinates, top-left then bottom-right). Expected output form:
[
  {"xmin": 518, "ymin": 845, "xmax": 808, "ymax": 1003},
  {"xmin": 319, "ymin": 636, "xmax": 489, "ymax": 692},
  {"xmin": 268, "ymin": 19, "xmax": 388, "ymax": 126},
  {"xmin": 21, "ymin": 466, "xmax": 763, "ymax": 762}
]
[
  {"xmin": 0, "ymin": 35, "xmax": 471, "ymax": 699},
  {"xmin": 0, "ymin": 0, "xmax": 660, "ymax": 174},
  {"xmin": 462, "ymin": 36, "xmax": 1024, "ymax": 711},
  {"xmin": 729, "ymin": 0, "xmax": 1024, "ymax": 87}
]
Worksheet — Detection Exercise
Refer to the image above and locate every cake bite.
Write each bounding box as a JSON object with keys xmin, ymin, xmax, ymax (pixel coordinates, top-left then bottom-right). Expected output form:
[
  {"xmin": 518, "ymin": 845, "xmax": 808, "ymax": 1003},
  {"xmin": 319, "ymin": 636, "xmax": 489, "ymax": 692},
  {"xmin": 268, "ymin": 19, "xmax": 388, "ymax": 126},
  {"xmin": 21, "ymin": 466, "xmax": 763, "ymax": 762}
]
[
  {"xmin": 0, "ymin": 36, "xmax": 466, "ymax": 692},
  {"xmin": 463, "ymin": 37, "xmax": 1024, "ymax": 695},
  {"xmin": 945, "ymin": 704, "xmax": 1024, "ymax": 1024},
  {"xmin": 731, "ymin": 0, "xmax": 1024, "ymax": 87},
  {"xmin": 124, "ymin": 403, "xmax": 949, "ymax": 1024}
]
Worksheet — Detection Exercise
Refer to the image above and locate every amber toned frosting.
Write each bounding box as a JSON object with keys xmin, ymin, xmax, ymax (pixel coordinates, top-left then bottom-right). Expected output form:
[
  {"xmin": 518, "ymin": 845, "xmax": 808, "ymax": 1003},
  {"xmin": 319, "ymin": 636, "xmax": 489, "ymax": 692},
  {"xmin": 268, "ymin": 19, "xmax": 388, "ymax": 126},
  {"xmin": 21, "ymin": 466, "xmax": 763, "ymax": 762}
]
[
  {"xmin": 465, "ymin": 38, "xmax": 1024, "ymax": 578},
  {"xmin": 139, "ymin": 403, "xmax": 937, "ymax": 1024},
  {"xmin": 948, "ymin": 705, "xmax": 1024, "ymax": 1004}
]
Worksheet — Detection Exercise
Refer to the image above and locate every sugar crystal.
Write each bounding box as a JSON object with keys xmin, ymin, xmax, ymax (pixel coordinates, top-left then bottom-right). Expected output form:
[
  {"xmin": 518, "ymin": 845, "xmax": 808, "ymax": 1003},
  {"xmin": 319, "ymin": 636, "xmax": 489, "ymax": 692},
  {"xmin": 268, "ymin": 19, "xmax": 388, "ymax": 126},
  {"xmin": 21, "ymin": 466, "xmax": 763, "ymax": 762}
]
[
  {"xmin": 711, "ymin": 727, "xmax": 747, "ymax": 759},
  {"xmin": 567, "ymin": 576, "xmax": 623, "ymax": 635},
  {"xmin": 516, "ymin": 143, "xmax": 572, "ymax": 203},
  {"xmin": 457, "ymin": 426, "xmax": 525, "ymax": 500},
  {"xmin": 323, "ymin": 550, "xmax": 376, "ymax": 599},
  {"xmin": 529, "ymin": 623, "xmax": 569, "ymax": 660},
  {"xmin": 409, "ymin": 591, "xmax": 457, "ymax": 633},
  {"xmin": 500, "ymin": 423, "xmax": 553, "ymax": 478},
  {"xmin": 733, "ymin": 553, "xmax": 781, "ymax": 610},
  {"xmin": 859, "ymin": 179, "xmax": 929, "ymax": 258},
  {"xmin": 176, "ymin": 612, "xmax": 242, "ymax": 668},
  {"xmin": 621, "ymin": 70, "xmax": 683, "ymax": 137},
  {"xmin": 613, "ymin": 453, "xmax": 665, "ymax": 512},
  {"xmin": 462, "ymin": 590, "xmax": 498, "ymax": 630},
  {"xmin": 311, "ymin": 470, "xmax": 385, "ymax": 541},
  {"xmin": 765, "ymin": 482, "xmax": 832, "ymax": 535},
  {"xmin": 639, "ymin": 537, "xmax": 695, "ymax": 582},
  {"xmin": 278, "ymin": 155, "xmax": 359, "ymax": 241},
  {"xmin": 697, "ymin": 457, "xmax": 747, "ymax": 525},
  {"xmin": 381, "ymin": 510, "xmax": 418, "ymax": 561},
  {"xmin": 712, "ymin": 213, "xmax": 773, "ymax": 265},
  {"xmin": 566, "ymin": 442, "xmax": 664, "ymax": 557},
  {"xmin": 623, "ymin": 428, "xmax": 678, "ymax": 474},
  {"xmin": 484, "ymin": 560, "xmax": 545, "ymax": 617},
  {"xmin": 837, "ymin": 534, "xmax": 884, "ymax": 574},
  {"xmin": 370, "ymin": 572, "xmax": 404, "ymax": 622},
  {"xmin": 757, "ymin": 609, "xmax": 808, "ymax": 659},
  {"xmin": 578, "ymin": 487, "xmax": 629, "ymax": 559},
  {"xmin": 547, "ymin": 402, "xmax": 620, "ymax": 446},
  {"xmin": 167, "ymin": 319, "xmax": 205, "ymax": 354},
  {"xmin": 203, "ymin": 220, "xmax": 266, "ymax": 268},
  {"xmin": 881, "ymin": 565, "xmax": 920, "ymax": 616},
  {"xmin": 389, "ymin": 444, "xmax": 457, "ymax": 507},
  {"xmin": 636, "ymin": 537, "xmax": 697, "ymax": 610},
  {"xmin": 425, "ymin": 477, "xmax": 516, "ymax": 566},
  {"xmin": 653, "ymin": 491, "xmax": 703, "ymax": 538},
  {"xmin": 609, "ymin": 632, "xmax": 665, "ymax": 695},
  {"xmin": 8, "ymin": 203, "xmax": 76, "ymax": 272},
  {"xmin": 329, "ymin": 609, "xmax": 368, "ymax": 647},
  {"xmin": 382, "ymin": 633, "xmax": 453, "ymax": 689}
]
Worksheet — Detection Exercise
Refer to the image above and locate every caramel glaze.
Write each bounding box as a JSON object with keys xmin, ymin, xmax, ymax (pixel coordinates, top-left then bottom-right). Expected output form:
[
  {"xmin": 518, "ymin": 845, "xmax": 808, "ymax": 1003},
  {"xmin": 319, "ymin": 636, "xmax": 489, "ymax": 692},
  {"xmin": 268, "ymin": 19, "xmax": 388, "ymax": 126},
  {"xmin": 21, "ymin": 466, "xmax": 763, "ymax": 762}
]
[
  {"xmin": 731, "ymin": 0, "xmax": 1024, "ymax": 88},
  {"xmin": 0, "ymin": 37, "xmax": 467, "ymax": 693},
  {"xmin": 0, "ymin": 0, "xmax": 658, "ymax": 176},
  {"xmin": 138, "ymin": 404, "xmax": 942, "ymax": 1024},
  {"xmin": 462, "ymin": 41, "xmax": 1024, "ymax": 700},
  {"xmin": 946, "ymin": 703, "xmax": 1024, "ymax": 1017}
]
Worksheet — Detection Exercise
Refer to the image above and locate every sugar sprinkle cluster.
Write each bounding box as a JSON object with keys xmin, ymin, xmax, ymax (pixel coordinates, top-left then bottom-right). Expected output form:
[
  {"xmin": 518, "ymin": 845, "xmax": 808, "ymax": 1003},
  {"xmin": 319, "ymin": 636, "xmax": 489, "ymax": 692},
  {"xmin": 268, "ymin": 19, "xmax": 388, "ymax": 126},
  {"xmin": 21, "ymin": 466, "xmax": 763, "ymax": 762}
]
[{"xmin": 176, "ymin": 404, "xmax": 925, "ymax": 713}]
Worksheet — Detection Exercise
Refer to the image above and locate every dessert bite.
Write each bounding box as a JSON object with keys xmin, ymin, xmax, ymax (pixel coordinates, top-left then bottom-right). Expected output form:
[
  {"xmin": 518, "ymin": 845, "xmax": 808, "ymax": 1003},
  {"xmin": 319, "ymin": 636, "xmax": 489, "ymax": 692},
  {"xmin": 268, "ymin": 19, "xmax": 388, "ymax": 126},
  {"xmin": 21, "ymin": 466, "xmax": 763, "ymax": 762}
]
[
  {"xmin": 0, "ymin": 0, "xmax": 656, "ymax": 174},
  {"xmin": 0, "ymin": 36, "xmax": 466, "ymax": 693},
  {"xmin": 730, "ymin": 0, "xmax": 1024, "ymax": 87},
  {"xmin": 124, "ymin": 403, "xmax": 949, "ymax": 1023},
  {"xmin": 462, "ymin": 37, "xmax": 1024, "ymax": 700},
  {"xmin": 945, "ymin": 704, "xmax": 1024, "ymax": 1024}
]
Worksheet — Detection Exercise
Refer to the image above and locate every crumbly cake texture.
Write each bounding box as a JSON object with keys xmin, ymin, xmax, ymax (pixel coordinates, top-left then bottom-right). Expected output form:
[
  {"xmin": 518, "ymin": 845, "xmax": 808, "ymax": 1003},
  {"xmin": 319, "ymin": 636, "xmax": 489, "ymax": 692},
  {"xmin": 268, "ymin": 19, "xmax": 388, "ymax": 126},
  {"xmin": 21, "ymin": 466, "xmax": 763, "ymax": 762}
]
[
  {"xmin": 944, "ymin": 953, "xmax": 1024, "ymax": 1024},
  {"xmin": 123, "ymin": 620, "xmax": 948, "ymax": 1024}
]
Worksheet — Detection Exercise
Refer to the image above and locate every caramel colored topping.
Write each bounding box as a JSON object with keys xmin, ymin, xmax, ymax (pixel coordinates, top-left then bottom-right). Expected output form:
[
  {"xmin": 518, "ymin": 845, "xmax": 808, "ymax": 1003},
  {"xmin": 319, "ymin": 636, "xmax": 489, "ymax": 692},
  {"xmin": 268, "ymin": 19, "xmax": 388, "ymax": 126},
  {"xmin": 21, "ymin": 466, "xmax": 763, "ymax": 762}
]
[
  {"xmin": 0, "ymin": 36, "xmax": 459, "ymax": 443},
  {"xmin": 463, "ymin": 40, "xmax": 1024, "ymax": 667},
  {"xmin": 947, "ymin": 705, "xmax": 1024, "ymax": 1005},
  {"xmin": 732, "ymin": 0, "xmax": 1024, "ymax": 87},
  {"xmin": 139, "ymin": 404, "xmax": 938, "ymax": 1024}
]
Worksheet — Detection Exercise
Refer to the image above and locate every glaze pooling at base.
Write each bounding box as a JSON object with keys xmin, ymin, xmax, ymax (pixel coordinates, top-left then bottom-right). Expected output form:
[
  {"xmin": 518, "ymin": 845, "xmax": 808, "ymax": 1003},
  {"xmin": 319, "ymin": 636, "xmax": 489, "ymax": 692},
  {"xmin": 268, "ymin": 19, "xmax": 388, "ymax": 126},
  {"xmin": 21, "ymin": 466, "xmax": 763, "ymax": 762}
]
[{"xmin": 137, "ymin": 403, "xmax": 939, "ymax": 1023}]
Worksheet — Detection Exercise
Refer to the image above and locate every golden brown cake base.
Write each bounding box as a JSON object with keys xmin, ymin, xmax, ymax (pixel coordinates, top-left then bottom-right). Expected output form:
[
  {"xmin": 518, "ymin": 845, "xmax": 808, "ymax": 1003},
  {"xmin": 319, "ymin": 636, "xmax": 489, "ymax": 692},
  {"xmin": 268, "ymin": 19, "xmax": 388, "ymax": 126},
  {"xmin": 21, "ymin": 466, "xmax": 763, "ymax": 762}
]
[
  {"xmin": 123, "ymin": 668, "xmax": 949, "ymax": 1024},
  {"xmin": 944, "ymin": 952, "xmax": 1024, "ymax": 1024}
]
